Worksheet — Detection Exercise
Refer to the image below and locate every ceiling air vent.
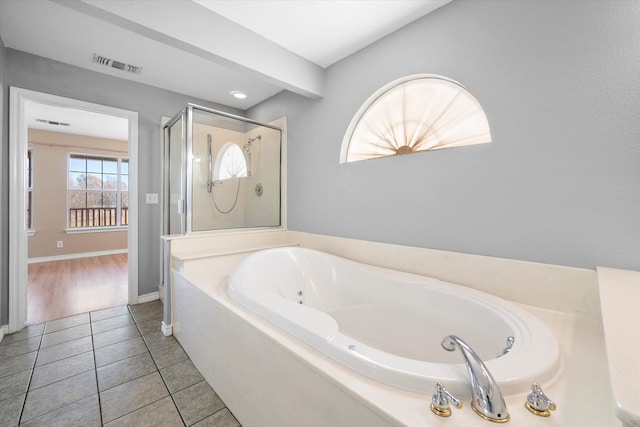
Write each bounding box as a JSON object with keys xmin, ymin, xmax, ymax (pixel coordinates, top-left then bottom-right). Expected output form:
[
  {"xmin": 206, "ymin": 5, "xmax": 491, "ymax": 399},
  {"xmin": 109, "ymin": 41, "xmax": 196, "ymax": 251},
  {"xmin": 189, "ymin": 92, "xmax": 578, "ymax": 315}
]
[{"xmin": 92, "ymin": 53, "xmax": 143, "ymax": 74}]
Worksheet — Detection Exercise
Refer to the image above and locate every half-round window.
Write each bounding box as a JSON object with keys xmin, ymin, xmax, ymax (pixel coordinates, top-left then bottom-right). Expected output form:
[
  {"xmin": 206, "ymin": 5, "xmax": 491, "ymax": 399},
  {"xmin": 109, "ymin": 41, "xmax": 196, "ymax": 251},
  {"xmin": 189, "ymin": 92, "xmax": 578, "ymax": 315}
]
[
  {"xmin": 214, "ymin": 142, "xmax": 247, "ymax": 180},
  {"xmin": 340, "ymin": 74, "xmax": 491, "ymax": 163}
]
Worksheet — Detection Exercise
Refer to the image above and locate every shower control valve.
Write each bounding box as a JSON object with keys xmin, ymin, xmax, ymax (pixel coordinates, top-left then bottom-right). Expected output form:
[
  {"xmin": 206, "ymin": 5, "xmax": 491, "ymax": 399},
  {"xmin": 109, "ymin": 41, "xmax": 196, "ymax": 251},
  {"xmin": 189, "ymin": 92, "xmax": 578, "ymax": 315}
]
[{"xmin": 430, "ymin": 382, "xmax": 462, "ymax": 417}]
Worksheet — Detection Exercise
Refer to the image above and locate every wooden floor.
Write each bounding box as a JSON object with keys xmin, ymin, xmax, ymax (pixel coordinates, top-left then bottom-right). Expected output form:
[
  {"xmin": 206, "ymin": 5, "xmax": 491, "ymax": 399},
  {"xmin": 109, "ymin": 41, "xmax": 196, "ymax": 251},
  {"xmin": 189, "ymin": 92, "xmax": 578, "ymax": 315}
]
[{"xmin": 27, "ymin": 254, "xmax": 128, "ymax": 325}]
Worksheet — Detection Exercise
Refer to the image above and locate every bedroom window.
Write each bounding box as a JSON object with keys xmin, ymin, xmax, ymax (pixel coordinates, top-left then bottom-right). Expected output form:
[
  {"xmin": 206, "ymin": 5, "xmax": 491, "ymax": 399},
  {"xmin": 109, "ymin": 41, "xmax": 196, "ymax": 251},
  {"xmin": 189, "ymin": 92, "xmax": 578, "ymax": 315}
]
[
  {"xmin": 340, "ymin": 74, "xmax": 491, "ymax": 163},
  {"xmin": 67, "ymin": 154, "xmax": 129, "ymax": 228},
  {"xmin": 27, "ymin": 149, "xmax": 33, "ymax": 230}
]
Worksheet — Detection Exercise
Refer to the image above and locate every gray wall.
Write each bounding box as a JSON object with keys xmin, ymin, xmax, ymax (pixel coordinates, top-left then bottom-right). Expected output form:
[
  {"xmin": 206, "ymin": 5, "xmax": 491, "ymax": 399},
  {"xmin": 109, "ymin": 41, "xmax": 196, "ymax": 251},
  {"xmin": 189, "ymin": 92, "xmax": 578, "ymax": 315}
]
[
  {"xmin": 249, "ymin": 0, "xmax": 640, "ymax": 271},
  {"xmin": 1, "ymin": 49, "xmax": 243, "ymax": 325}
]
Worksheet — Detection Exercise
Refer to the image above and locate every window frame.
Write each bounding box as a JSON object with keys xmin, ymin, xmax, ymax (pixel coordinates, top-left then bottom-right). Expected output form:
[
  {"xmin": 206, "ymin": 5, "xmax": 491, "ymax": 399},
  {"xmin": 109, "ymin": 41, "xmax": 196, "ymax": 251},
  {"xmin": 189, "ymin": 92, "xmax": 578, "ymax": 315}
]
[
  {"xmin": 27, "ymin": 149, "xmax": 34, "ymax": 235},
  {"xmin": 213, "ymin": 142, "xmax": 248, "ymax": 181},
  {"xmin": 66, "ymin": 153, "xmax": 129, "ymax": 232},
  {"xmin": 340, "ymin": 73, "xmax": 492, "ymax": 163}
]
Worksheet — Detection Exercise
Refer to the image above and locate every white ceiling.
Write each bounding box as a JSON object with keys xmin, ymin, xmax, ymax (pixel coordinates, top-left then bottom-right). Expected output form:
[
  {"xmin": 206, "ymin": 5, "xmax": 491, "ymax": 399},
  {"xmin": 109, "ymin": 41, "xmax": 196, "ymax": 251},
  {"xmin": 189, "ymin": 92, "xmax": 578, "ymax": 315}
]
[
  {"xmin": 194, "ymin": 0, "xmax": 452, "ymax": 68},
  {"xmin": 0, "ymin": 0, "xmax": 451, "ymax": 140},
  {"xmin": 26, "ymin": 102, "xmax": 129, "ymax": 141}
]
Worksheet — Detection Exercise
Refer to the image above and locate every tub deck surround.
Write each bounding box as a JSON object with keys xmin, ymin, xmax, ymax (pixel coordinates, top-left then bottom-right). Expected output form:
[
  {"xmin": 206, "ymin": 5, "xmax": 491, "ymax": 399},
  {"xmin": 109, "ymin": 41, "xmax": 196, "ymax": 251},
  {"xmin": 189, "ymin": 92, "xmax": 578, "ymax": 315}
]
[
  {"xmin": 162, "ymin": 228, "xmax": 296, "ymax": 331},
  {"xmin": 227, "ymin": 247, "xmax": 562, "ymax": 397},
  {"xmin": 164, "ymin": 228, "xmax": 295, "ymax": 273},
  {"xmin": 167, "ymin": 232, "xmax": 616, "ymax": 426},
  {"xmin": 173, "ymin": 266, "xmax": 615, "ymax": 426},
  {"xmin": 598, "ymin": 267, "xmax": 640, "ymax": 427},
  {"xmin": 289, "ymin": 231, "xmax": 600, "ymax": 321}
]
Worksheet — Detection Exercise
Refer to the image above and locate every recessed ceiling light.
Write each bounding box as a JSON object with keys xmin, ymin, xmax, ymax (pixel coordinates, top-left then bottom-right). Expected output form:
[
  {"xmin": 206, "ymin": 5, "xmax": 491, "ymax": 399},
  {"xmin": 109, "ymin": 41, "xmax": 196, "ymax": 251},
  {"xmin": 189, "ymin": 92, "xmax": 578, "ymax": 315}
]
[{"xmin": 230, "ymin": 91, "xmax": 247, "ymax": 99}]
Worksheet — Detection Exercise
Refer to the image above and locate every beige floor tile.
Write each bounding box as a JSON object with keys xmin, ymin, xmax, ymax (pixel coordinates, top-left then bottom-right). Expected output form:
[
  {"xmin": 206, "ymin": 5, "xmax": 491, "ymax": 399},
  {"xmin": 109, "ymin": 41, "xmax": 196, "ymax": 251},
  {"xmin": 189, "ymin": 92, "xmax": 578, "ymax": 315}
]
[
  {"xmin": 150, "ymin": 340, "xmax": 188, "ymax": 370},
  {"xmin": 21, "ymin": 370, "xmax": 97, "ymax": 423},
  {"xmin": 142, "ymin": 330, "xmax": 177, "ymax": 351},
  {"xmin": 0, "ymin": 369, "xmax": 31, "ymax": 401},
  {"xmin": 160, "ymin": 359, "xmax": 204, "ymax": 394},
  {"xmin": 45, "ymin": 313, "xmax": 90, "ymax": 334},
  {"xmin": 41, "ymin": 323, "xmax": 92, "ymax": 349},
  {"xmin": 30, "ymin": 351, "xmax": 95, "ymax": 389},
  {"xmin": 136, "ymin": 318, "xmax": 163, "ymax": 336},
  {"xmin": 35, "ymin": 336, "xmax": 92, "ymax": 366},
  {"xmin": 103, "ymin": 396, "xmax": 184, "ymax": 427},
  {"xmin": 173, "ymin": 380, "xmax": 225, "ymax": 426},
  {"xmin": 193, "ymin": 408, "xmax": 241, "ymax": 427},
  {"xmin": 0, "ymin": 324, "xmax": 44, "ymax": 345},
  {"xmin": 91, "ymin": 314, "xmax": 135, "ymax": 335},
  {"xmin": 90, "ymin": 305, "xmax": 130, "ymax": 323},
  {"xmin": 99, "ymin": 371, "xmax": 169, "ymax": 423},
  {"xmin": 128, "ymin": 301, "xmax": 163, "ymax": 324},
  {"xmin": 19, "ymin": 394, "xmax": 101, "ymax": 427},
  {"xmin": 94, "ymin": 337, "xmax": 147, "ymax": 368},
  {"xmin": 0, "ymin": 336, "xmax": 41, "ymax": 360},
  {"xmin": 97, "ymin": 352, "xmax": 157, "ymax": 392},
  {"xmin": 93, "ymin": 325, "xmax": 140, "ymax": 349},
  {"xmin": 0, "ymin": 351, "xmax": 37, "ymax": 378},
  {"xmin": 0, "ymin": 393, "xmax": 26, "ymax": 427}
]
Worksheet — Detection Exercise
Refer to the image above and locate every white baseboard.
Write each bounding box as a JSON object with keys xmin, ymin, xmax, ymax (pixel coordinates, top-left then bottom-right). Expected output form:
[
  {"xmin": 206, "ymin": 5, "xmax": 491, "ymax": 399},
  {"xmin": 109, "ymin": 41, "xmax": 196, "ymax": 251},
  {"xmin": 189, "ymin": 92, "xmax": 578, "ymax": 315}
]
[
  {"xmin": 28, "ymin": 249, "xmax": 128, "ymax": 264},
  {"xmin": 0, "ymin": 325, "xmax": 8, "ymax": 343},
  {"xmin": 161, "ymin": 321, "xmax": 172, "ymax": 336},
  {"xmin": 137, "ymin": 291, "xmax": 160, "ymax": 304},
  {"xmin": 158, "ymin": 284, "xmax": 164, "ymax": 304}
]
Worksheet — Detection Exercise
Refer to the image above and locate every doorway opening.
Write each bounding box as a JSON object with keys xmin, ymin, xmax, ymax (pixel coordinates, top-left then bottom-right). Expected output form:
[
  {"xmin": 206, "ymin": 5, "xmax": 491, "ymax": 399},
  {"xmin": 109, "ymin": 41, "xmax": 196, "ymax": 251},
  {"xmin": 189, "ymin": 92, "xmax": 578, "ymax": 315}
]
[{"xmin": 9, "ymin": 88, "xmax": 139, "ymax": 332}]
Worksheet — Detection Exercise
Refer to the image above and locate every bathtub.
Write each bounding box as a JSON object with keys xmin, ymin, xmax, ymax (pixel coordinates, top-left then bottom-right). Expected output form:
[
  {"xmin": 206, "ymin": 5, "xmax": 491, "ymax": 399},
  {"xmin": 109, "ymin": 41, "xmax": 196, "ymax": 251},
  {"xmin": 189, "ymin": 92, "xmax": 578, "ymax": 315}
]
[{"xmin": 227, "ymin": 247, "xmax": 561, "ymax": 397}]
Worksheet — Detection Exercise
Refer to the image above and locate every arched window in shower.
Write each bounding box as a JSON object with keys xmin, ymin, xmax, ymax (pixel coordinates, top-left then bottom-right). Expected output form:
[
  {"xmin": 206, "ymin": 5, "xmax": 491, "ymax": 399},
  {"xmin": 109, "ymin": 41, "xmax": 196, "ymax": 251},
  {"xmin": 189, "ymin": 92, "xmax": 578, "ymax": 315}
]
[{"xmin": 214, "ymin": 142, "xmax": 247, "ymax": 180}]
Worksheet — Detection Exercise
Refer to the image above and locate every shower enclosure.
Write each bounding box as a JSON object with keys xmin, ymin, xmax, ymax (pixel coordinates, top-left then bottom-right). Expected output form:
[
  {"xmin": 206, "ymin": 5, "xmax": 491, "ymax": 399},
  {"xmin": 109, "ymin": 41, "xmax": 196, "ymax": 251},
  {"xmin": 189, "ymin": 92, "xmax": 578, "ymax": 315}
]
[{"xmin": 163, "ymin": 104, "xmax": 282, "ymax": 234}]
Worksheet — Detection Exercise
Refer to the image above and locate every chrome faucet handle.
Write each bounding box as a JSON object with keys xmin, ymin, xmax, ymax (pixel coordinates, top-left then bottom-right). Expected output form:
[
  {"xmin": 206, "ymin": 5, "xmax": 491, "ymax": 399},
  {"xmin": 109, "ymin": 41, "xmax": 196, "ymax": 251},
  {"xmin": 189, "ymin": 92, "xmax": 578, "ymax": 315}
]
[
  {"xmin": 430, "ymin": 382, "xmax": 462, "ymax": 417},
  {"xmin": 498, "ymin": 336, "xmax": 515, "ymax": 357},
  {"xmin": 525, "ymin": 383, "xmax": 557, "ymax": 417}
]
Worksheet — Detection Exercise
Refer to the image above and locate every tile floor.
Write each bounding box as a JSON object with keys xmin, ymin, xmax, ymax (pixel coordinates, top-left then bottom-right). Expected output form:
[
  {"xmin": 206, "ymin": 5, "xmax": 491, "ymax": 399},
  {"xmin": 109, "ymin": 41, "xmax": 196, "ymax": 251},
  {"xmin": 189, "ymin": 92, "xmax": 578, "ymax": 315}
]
[{"xmin": 0, "ymin": 300, "xmax": 241, "ymax": 427}]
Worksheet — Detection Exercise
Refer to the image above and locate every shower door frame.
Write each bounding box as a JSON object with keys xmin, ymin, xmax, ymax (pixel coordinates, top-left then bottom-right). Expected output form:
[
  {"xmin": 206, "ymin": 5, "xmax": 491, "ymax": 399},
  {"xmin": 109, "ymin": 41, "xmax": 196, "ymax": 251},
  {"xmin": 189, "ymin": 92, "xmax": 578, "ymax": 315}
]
[
  {"xmin": 162, "ymin": 109, "xmax": 188, "ymax": 236},
  {"xmin": 162, "ymin": 103, "xmax": 283, "ymax": 235}
]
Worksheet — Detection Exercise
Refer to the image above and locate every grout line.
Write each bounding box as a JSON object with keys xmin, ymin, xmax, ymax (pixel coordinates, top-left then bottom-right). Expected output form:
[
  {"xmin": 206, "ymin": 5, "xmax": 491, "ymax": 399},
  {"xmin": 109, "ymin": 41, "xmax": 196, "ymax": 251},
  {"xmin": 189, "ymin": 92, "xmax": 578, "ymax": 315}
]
[
  {"xmin": 17, "ymin": 330, "xmax": 43, "ymax": 425},
  {"xmin": 137, "ymin": 315, "xmax": 188, "ymax": 427},
  {"xmin": 103, "ymin": 309, "xmax": 184, "ymax": 425},
  {"xmin": 17, "ymin": 332, "xmax": 98, "ymax": 425},
  {"xmin": 89, "ymin": 314, "xmax": 105, "ymax": 427},
  {"xmin": 208, "ymin": 406, "xmax": 243, "ymax": 426}
]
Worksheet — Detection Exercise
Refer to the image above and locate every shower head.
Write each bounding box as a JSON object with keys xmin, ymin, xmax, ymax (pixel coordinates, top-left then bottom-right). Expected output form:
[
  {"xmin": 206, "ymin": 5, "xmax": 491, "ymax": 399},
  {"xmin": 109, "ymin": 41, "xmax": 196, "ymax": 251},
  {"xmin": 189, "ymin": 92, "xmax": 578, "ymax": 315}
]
[{"xmin": 244, "ymin": 135, "xmax": 261, "ymax": 153}]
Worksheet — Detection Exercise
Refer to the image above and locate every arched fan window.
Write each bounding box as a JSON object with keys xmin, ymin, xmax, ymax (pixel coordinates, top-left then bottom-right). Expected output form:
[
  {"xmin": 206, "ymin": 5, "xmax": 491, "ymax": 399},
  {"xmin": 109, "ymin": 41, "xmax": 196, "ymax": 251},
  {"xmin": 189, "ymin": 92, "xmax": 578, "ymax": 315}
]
[
  {"xmin": 214, "ymin": 142, "xmax": 247, "ymax": 180},
  {"xmin": 340, "ymin": 74, "xmax": 491, "ymax": 163}
]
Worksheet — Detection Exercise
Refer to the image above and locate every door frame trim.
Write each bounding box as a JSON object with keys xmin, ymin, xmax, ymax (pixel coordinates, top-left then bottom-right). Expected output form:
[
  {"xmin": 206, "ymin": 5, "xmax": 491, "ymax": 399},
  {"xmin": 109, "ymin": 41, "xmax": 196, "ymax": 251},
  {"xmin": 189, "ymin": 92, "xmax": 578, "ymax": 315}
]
[{"xmin": 8, "ymin": 87, "xmax": 139, "ymax": 332}]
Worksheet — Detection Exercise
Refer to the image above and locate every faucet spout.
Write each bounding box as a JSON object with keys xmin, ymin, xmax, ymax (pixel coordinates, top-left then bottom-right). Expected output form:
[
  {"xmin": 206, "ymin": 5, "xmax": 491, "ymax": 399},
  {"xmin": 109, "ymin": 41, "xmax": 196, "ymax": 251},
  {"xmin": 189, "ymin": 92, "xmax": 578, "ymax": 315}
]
[{"xmin": 442, "ymin": 335, "xmax": 510, "ymax": 423}]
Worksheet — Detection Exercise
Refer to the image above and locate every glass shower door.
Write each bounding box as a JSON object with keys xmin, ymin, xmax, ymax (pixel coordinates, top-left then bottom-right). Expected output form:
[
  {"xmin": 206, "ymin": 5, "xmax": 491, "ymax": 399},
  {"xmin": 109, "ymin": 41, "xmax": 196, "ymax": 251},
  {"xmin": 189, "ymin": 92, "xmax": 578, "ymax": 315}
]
[{"xmin": 164, "ymin": 112, "xmax": 185, "ymax": 235}]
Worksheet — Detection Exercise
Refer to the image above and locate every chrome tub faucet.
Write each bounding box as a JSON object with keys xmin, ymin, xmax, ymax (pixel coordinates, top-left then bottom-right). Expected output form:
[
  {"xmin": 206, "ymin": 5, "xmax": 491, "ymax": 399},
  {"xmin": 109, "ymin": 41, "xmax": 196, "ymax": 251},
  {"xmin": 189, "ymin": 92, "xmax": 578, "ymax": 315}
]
[{"xmin": 441, "ymin": 335, "xmax": 510, "ymax": 423}]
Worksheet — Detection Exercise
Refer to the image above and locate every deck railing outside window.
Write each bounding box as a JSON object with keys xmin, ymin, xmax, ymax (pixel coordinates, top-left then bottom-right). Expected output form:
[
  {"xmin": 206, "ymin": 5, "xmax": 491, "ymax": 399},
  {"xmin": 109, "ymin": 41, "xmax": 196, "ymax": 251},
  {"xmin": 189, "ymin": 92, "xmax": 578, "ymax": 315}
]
[
  {"xmin": 69, "ymin": 207, "xmax": 128, "ymax": 228},
  {"xmin": 68, "ymin": 154, "xmax": 128, "ymax": 229}
]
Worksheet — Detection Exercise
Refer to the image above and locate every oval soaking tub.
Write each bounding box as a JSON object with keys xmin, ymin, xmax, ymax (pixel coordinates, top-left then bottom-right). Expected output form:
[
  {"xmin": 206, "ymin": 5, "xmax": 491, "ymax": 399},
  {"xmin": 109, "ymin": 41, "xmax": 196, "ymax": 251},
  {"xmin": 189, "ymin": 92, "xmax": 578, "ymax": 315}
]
[{"xmin": 227, "ymin": 247, "xmax": 561, "ymax": 396}]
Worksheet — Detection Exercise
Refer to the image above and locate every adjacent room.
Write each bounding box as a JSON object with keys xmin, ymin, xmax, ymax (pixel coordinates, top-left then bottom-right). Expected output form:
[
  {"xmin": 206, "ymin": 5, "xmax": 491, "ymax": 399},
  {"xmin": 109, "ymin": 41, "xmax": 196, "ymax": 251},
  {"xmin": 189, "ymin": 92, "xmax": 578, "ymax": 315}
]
[{"xmin": 26, "ymin": 107, "xmax": 130, "ymax": 324}]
